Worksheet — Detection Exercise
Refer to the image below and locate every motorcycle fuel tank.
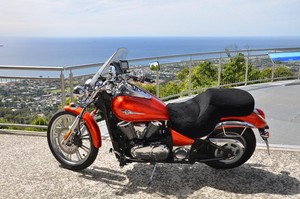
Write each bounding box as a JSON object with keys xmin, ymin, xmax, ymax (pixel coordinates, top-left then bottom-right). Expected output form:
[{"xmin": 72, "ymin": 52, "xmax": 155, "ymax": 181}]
[{"xmin": 112, "ymin": 95, "xmax": 169, "ymax": 122}]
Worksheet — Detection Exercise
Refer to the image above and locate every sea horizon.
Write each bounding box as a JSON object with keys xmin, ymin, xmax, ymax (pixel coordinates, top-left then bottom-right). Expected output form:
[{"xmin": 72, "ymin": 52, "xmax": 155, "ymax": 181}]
[{"xmin": 0, "ymin": 36, "xmax": 300, "ymax": 67}]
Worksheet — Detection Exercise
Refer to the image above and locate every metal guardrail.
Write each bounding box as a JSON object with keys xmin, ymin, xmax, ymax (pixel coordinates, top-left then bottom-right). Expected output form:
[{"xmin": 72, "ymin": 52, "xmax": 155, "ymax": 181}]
[
  {"xmin": 0, "ymin": 123, "xmax": 48, "ymax": 129},
  {"xmin": 1, "ymin": 46, "xmax": 300, "ymax": 130}
]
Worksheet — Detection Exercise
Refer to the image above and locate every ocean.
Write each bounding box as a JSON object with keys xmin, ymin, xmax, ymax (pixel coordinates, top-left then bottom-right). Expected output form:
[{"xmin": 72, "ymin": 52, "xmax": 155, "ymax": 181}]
[{"xmin": 1, "ymin": 36, "xmax": 300, "ymax": 67}]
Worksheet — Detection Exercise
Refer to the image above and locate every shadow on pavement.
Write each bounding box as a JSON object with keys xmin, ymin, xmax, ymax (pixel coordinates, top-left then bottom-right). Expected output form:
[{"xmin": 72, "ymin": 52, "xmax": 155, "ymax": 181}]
[{"xmin": 77, "ymin": 162, "xmax": 300, "ymax": 198}]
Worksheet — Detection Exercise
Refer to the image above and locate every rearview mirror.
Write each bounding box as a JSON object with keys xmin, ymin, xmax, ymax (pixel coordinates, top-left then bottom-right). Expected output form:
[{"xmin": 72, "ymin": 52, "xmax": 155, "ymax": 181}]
[
  {"xmin": 120, "ymin": 60, "xmax": 129, "ymax": 72},
  {"xmin": 149, "ymin": 61, "xmax": 160, "ymax": 71}
]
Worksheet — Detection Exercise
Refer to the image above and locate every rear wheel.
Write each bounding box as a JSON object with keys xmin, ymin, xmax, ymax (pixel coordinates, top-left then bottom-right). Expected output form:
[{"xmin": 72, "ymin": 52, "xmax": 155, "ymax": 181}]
[
  {"xmin": 47, "ymin": 110, "xmax": 98, "ymax": 170},
  {"xmin": 205, "ymin": 128, "xmax": 256, "ymax": 169}
]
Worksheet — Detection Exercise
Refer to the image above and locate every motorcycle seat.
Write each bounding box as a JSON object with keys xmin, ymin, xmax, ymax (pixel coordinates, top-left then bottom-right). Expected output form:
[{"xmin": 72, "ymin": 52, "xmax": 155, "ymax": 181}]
[{"xmin": 166, "ymin": 88, "xmax": 254, "ymax": 138}]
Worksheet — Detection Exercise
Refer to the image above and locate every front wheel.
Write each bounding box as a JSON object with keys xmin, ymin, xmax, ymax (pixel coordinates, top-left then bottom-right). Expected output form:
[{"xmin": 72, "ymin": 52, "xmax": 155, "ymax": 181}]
[
  {"xmin": 205, "ymin": 128, "xmax": 256, "ymax": 169},
  {"xmin": 47, "ymin": 110, "xmax": 99, "ymax": 170}
]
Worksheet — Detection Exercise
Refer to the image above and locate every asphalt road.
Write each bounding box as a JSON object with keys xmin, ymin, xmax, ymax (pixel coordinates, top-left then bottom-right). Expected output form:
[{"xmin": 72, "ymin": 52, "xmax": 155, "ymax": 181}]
[
  {"xmin": 241, "ymin": 80, "xmax": 300, "ymax": 146},
  {"xmin": 0, "ymin": 133, "xmax": 299, "ymax": 199}
]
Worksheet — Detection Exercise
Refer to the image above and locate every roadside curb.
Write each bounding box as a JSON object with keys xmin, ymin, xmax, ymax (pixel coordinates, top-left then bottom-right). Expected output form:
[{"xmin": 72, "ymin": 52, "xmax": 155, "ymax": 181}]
[
  {"xmin": 257, "ymin": 143, "xmax": 300, "ymax": 152},
  {"xmin": 0, "ymin": 130, "xmax": 47, "ymax": 137}
]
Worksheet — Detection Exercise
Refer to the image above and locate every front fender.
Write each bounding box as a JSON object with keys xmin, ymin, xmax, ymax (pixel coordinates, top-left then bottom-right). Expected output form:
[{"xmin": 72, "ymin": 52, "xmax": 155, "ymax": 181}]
[{"xmin": 64, "ymin": 106, "xmax": 101, "ymax": 148}]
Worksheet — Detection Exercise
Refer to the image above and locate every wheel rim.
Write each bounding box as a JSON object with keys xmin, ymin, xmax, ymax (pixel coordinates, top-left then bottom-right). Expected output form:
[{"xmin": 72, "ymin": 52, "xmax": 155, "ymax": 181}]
[
  {"xmin": 49, "ymin": 113, "xmax": 93, "ymax": 166},
  {"xmin": 213, "ymin": 132, "xmax": 246, "ymax": 164}
]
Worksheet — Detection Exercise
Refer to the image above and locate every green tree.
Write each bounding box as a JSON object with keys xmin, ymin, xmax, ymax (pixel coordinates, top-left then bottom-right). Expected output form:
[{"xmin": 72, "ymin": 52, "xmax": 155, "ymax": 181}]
[
  {"xmin": 274, "ymin": 66, "xmax": 293, "ymax": 77},
  {"xmin": 160, "ymin": 82, "xmax": 180, "ymax": 98},
  {"xmin": 176, "ymin": 67, "xmax": 189, "ymax": 81},
  {"xmin": 136, "ymin": 83, "xmax": 156, "ymax": 95},
  {"xmin": 31, "ymin": 117, "xmax": 48, "ymax": 126},
  {"xmin": 261, "ymin": 68, "xmax": 272, "ymax": 79},
  {"xmin": 25, "ymin": 117, "xmax": 48, "ymax": 131},
  {"xmin": 222, "ymin": 53, "xmax": 261, "ymax": 84},
  {"xmin": 66, "ymin": 97, "xmax": 72, "ymax": 105},
  {"xmin": 177, "ymin": 61, "xmax": 218, "ymax": 92},
  {"xmin": 261, "ymin": 66, "xmax": 292, "ymax": 79},
  {"xmin": 191, "ymin": 61, "xmax": 218, "ymax": 88},
  {"xmin": 0, "ymin": 117, "xmax": 8, "ymax": 129}
]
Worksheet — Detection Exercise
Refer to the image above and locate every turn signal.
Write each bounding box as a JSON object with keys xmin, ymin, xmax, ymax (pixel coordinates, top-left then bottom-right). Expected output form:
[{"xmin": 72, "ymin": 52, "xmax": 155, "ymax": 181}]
[{"xmin": 255, "ymin": 108, "xmax": 265, "ymax": 119}]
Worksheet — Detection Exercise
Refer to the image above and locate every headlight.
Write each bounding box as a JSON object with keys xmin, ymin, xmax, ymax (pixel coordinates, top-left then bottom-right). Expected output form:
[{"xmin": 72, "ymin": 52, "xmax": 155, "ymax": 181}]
[{"xmin": 73, "ymin": 85, "xmax": 85, "ymax": 100}]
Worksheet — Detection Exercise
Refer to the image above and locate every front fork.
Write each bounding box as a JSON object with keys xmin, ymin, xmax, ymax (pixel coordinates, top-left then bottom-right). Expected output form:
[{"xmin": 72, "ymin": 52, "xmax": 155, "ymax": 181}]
[
  {"xmin": 62, "ymin": 116, "xmax": 81, "ymax": 145},
  {"xmin": 259, "ymin": 126, "xmax": 271, "ymax": 155},
  {"xmin": 63, "ymin": 106, "xmax": 98, "ymax": 146}
]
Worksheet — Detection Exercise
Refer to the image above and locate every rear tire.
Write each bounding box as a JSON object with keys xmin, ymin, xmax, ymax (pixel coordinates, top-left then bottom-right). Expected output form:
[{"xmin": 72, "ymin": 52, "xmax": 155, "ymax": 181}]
[
  {"xmin": 205, "ymin": 128, "xmax": 256, "ymax": 169},
  {"xmin": 47, "ymin": 110, "xmax": 98, "ymax": 171}
]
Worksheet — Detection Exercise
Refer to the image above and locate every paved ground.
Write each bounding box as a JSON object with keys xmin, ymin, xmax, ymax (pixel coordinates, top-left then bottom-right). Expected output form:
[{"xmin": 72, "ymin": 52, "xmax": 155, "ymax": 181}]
[
  {"xmin": 1, "ymin": 80, "xmax": 300, "ymax": 198},
  {"xmin": 241, "ymin": 80, "xmax": 300, "ymax": 146},
  {"xmin": 0, "ymin": 133, "xmax": 299, "ymax": 199}
]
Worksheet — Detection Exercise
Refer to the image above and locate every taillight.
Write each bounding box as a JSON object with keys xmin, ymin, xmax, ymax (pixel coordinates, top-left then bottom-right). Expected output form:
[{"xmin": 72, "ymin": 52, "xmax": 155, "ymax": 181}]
[{"xmin": 255, "ymin": 108, "xmax": 265, "ymax": 119}]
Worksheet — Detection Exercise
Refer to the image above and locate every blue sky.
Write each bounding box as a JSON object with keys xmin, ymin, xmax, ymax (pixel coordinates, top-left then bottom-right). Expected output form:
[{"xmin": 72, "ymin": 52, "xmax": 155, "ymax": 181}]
[{"xmin": 0, "ymin": 0, "xmax": 299, "ymax": 37}]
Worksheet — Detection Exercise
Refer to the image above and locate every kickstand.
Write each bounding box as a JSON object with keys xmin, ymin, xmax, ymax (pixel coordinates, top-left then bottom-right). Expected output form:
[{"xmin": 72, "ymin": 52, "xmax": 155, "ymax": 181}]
[
  {"xmin": 264, "ymin": 138, "xmax": 270, "ymax": 155},
  {"xmin": 148, "ymin": 162, "xmax": 158, "ymax": 185}
]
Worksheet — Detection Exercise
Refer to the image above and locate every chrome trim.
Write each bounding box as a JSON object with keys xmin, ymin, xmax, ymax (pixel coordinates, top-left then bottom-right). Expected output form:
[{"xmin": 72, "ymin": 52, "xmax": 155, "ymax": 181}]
[
  {"xmin": 120, "ymin": 110, "xmax": 145, "ymax": 116},
  {"xmin": 215, "ymin": 121, "xmax": 255, "ymax": 129},
  {"xmin": 118, "ymin": 82, "xmax": 152, "ymax": 99},
  {"xmin": 209, "ymin": 138, "xmax": 245, "ymax": 148},
  {"xmin": 173, "ymin": 147, "xmax": 190, "ymax": 160}
]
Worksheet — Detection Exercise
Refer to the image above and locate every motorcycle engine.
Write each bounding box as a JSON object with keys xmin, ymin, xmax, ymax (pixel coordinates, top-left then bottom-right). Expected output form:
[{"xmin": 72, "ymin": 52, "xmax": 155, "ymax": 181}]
[
  {"xmin": 117, "ymin": 121, "xmax": 170, "ymax": 161},
  {"xmin": 117, "ymin": 121, "xmax": 162, "ymax": 140}
]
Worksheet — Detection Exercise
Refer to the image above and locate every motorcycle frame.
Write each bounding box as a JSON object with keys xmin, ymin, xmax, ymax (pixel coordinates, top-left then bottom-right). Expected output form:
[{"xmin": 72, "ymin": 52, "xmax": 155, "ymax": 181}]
[{"xmin": 63, "ymin": 104, "xmax": 268, "ymax": 149}]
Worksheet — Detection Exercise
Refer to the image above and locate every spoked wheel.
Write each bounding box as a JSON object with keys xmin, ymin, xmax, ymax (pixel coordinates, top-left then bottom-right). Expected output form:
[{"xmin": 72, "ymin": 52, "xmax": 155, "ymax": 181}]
[
  {"xmin": 47, "ymin": 110, "xmax": 98, "ymax": 170},
  {"xmin": 205, "ymin": 128, "xmax": 256, "ymax": 169}
]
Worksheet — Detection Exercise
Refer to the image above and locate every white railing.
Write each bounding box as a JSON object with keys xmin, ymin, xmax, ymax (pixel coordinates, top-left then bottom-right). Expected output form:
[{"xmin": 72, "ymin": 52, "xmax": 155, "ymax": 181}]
[{"xmin": 1, "ymin": 47, "xmax": 300, "ymax": 130}]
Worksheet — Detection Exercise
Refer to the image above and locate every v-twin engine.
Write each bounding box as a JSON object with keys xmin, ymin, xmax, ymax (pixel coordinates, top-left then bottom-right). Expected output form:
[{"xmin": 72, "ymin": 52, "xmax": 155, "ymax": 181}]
[
  {"xmin": 117, "ymin": 121, "xmax": 161, "ymax": 140},
  {"xmin": 117, "ymin": 121, "xmax": 170, "ymax": 161}
]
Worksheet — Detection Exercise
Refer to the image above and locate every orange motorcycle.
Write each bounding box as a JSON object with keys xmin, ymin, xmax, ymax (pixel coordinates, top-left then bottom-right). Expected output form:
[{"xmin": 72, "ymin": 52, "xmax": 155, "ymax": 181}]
[{"xmin": 47, "ymin": 48, "xmax": 270, "ymax": 181}]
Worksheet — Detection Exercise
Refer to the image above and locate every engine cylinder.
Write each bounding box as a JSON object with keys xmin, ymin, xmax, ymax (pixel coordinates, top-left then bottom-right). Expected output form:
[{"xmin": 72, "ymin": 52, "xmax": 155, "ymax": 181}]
[
  {"xmin": 117, "ymin": 121, "xmax": 137, "ymax": 140},
  {"xmin": 144, "ymin": 121, "xmax": 161, "ymax": 138}
]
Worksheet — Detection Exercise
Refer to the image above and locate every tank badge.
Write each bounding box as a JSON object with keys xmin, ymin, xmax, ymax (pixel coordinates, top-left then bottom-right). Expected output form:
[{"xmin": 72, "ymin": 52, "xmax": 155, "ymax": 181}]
[{"xmin": 120, "ymin": 110, "xmax": 144, "ymax": 116}]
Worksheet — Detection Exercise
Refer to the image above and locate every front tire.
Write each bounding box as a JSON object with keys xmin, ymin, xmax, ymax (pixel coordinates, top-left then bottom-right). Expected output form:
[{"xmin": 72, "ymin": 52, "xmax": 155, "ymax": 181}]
[
  {"xmin": 47, "ymin": 110, "xmax": 98, "ymax": 171},
  {"xmin": 205, "ymin": 128, "xmax": 256, "ymax": 169}
]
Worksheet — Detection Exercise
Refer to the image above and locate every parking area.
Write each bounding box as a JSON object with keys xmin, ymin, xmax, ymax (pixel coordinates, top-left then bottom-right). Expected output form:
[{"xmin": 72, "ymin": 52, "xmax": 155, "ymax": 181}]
[
  {"xmin": 1, "ymin": 80, "xmax": 300, "ymax": 199},
  {"xmin": 0, "ymin": 133, "xmax": 299, "ymax": 199},
  {"xmin": 243, "ymin": 80, "xmax": 300, "ymax": 146}
]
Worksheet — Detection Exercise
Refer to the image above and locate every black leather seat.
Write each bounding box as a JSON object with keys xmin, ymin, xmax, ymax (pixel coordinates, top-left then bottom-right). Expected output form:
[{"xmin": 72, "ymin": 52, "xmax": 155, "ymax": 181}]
[{"xmin": 167, "ymin": 88, "xmax": 254, "ymax": 138}]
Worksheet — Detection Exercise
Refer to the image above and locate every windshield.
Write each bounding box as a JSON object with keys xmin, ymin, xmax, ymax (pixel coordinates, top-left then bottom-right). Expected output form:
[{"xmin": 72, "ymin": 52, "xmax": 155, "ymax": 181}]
[{"xmin": 89, "ymin": 48, "xmax": 128, "ymax": 86}]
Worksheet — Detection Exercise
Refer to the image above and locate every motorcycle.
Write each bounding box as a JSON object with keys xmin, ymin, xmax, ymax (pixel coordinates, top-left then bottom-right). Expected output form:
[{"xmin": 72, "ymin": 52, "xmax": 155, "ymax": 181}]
[{"xmin": 47, "ymin": 48, "xmax": 270, "ymax": 181}]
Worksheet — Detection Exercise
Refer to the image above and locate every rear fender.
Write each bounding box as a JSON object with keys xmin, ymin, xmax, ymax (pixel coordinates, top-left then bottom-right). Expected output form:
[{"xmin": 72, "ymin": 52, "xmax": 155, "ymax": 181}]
[
  {"xmin": 64, "ymin": 106, "xmax": 101, "ymax": 148},
  {"xmin": 221, "ymin": 111, "xmax": 268, "ymax": 129}
]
